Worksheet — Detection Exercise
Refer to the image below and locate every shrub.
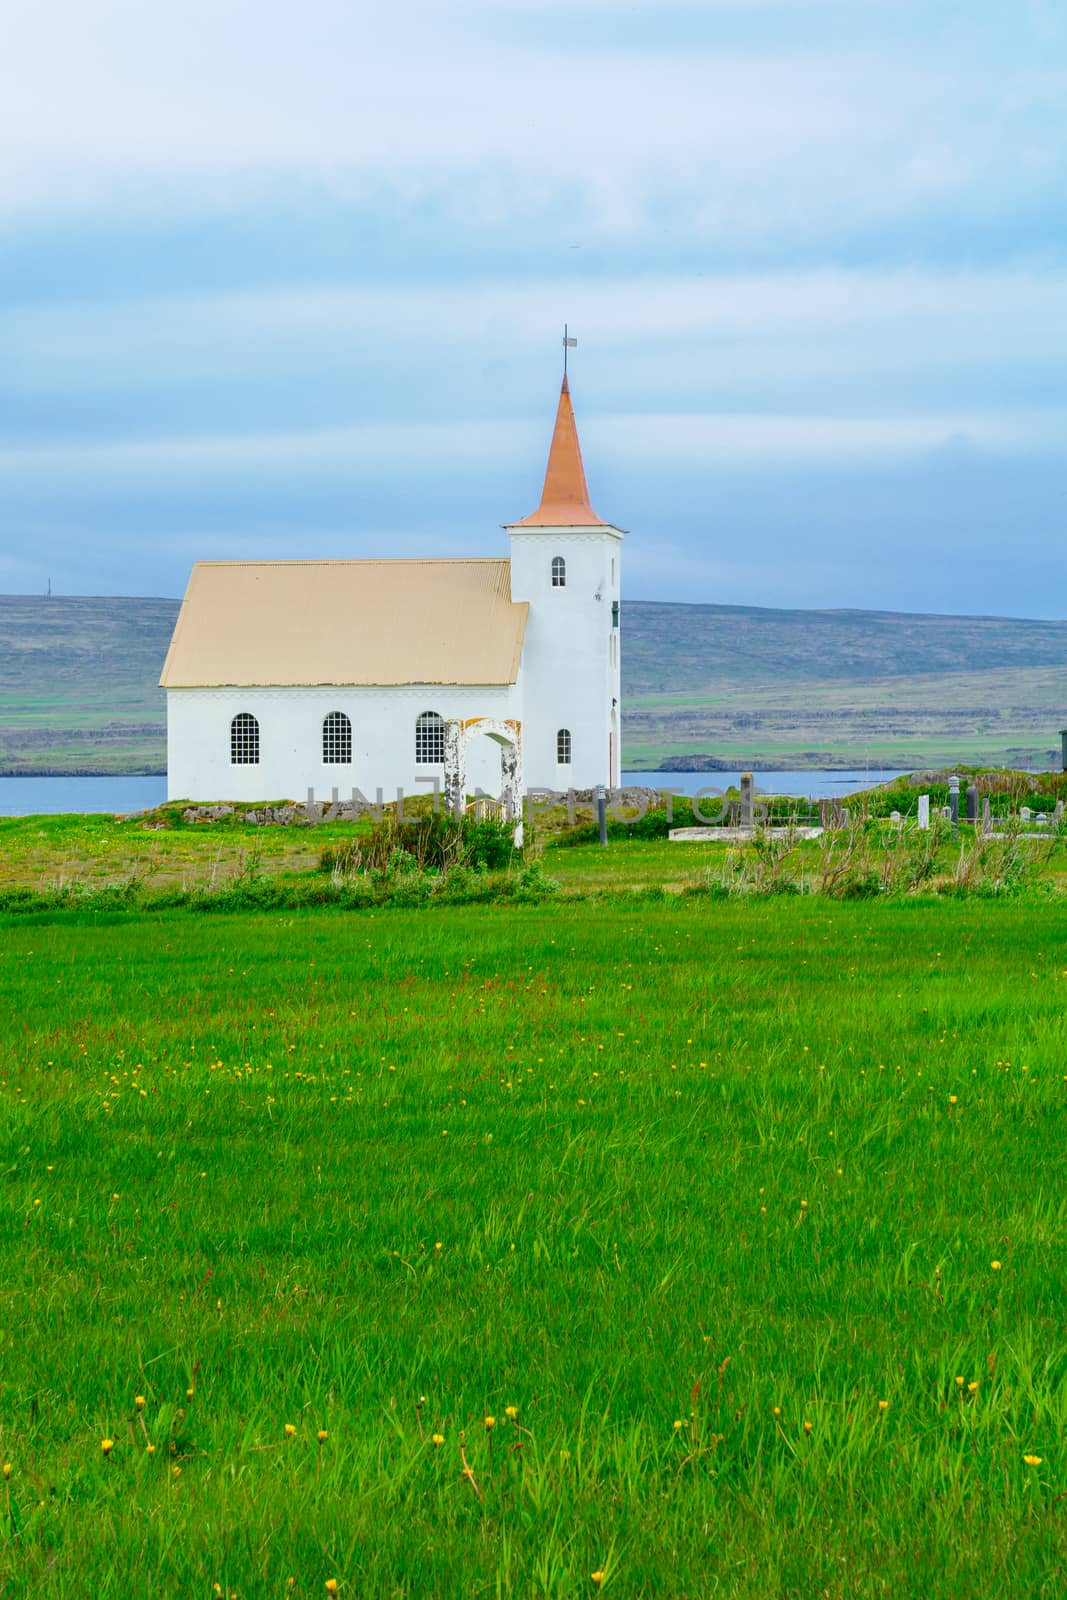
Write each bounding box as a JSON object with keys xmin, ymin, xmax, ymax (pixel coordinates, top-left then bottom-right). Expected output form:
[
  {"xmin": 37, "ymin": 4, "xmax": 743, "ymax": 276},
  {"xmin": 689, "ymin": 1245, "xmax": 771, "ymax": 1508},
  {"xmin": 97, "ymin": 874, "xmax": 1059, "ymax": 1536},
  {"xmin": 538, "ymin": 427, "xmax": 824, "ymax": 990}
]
[{"xmin": 320, "ymin": 812, "xmax": 516, "ymax": 877}]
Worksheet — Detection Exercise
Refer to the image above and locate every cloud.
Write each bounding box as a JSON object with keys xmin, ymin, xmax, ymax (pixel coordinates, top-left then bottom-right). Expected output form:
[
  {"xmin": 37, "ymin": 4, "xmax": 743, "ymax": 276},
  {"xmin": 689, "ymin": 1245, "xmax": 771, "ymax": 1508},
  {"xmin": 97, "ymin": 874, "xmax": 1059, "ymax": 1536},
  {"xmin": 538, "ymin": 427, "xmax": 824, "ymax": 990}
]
[
  {"xmin": 3, "ymin": 407, "xmax": 1061, "ymax": 494},
  {"xmin": 2, "ymin": 0, "xmax": 1063, "ymax": 264},
  {"xmin": 4, "ymin": 267, "xmax": 1065, "ymax": 453},
  {"xmin": 2, "ymin": 0, "xmax": 1066, "ymax": 616}
]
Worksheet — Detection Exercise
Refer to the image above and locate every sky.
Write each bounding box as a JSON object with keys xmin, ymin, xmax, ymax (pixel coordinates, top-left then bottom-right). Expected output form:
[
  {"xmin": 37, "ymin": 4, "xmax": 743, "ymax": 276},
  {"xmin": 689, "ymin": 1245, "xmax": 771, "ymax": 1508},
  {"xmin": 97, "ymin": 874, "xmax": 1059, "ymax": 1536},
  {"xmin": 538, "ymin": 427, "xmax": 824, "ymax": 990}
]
[{"xmin": 1, "ymin": 0, "xmax": 1065, "ymax": 616}]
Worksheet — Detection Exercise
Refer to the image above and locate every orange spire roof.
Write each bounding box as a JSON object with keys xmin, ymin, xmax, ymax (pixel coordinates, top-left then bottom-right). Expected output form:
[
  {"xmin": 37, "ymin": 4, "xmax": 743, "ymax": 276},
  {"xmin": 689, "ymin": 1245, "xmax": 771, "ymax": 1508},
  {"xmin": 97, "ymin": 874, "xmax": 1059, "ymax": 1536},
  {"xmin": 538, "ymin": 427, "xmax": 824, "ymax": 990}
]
[{"xmin": 511, "ymin": 375, "xmax": 606, "ymax": 527}]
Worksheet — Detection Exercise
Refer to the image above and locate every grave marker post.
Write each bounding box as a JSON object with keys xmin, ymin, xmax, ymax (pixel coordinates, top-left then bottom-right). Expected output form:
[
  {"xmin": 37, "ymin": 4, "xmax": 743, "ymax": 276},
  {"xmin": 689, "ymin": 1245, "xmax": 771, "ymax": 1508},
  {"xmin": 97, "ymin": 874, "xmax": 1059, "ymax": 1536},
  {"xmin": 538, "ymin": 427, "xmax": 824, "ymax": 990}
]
[{"xmin": 740, "ymin": 773, "xmax": 754, "ymax": 829}]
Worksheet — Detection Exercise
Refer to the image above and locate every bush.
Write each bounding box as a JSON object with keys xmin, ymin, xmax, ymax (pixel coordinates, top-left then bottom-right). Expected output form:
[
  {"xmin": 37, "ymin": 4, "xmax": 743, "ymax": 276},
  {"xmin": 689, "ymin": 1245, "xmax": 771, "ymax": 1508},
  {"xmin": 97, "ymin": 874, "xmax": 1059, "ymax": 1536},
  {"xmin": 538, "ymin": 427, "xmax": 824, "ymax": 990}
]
[{"xmin": 320, "ymin": 811, "xmax": 517, "ymax": 878}]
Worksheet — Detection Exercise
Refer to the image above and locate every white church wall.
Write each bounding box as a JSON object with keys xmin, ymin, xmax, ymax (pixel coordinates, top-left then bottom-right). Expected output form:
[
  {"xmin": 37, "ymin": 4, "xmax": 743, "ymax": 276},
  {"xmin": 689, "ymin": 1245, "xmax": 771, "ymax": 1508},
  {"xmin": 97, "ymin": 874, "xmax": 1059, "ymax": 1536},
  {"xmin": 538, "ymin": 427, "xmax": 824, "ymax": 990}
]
[
  {"xmin": 509, "ymin": 528, "xmax": 622, "ymax": 788},
  {"xmin": 166, "ymin": 684, "xmax": 523, "ymax": 803}
]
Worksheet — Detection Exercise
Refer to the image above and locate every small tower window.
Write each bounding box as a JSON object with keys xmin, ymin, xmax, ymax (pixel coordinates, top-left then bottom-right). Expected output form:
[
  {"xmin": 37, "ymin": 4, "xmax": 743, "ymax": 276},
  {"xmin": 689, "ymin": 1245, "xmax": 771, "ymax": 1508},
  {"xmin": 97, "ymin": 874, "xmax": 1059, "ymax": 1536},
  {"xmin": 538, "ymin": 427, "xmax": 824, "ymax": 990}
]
[
  {"xmin": 415, "ymin": 710, "xmax": 445, "ymax": 764},
  {"xmin": 323, "ymin": 710, "xmax": 352, "ymax": 764},
  {"xmin": 557, "ymin": 728, "xmax": 572, "ymax": 765},
  {"xmin": 230, "ymin": 712, "xmax": 259, "ymax": 766},
  {"xmin": 551, "ymin": 555, "xmax": 566, "ymax": 588}
]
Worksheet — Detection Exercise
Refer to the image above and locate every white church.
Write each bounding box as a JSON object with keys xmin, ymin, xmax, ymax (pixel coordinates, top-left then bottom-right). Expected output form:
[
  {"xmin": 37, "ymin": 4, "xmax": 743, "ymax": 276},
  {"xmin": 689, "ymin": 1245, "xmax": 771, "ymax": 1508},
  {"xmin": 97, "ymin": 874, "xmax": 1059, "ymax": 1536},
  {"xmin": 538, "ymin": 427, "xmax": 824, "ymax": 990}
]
[{"xmin": 161, "ymin": 372, "xmax": 624, "ymax": 806}]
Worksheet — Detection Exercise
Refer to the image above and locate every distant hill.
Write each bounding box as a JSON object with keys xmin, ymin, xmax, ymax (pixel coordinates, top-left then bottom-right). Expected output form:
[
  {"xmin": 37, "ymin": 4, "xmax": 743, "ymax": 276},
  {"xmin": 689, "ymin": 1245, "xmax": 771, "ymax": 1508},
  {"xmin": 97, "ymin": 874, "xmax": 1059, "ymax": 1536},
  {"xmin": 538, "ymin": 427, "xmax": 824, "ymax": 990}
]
[
  {"xmin": 0, "ymin": 596, "xmax": 179, "ymax": 775},
  {"xmin": 1, "ymin": 594, "xmax": 1065, "ymax": 774},
  {"xmin": 623, "ymin": 602, "xmax": 1067, "ymax": 770}
]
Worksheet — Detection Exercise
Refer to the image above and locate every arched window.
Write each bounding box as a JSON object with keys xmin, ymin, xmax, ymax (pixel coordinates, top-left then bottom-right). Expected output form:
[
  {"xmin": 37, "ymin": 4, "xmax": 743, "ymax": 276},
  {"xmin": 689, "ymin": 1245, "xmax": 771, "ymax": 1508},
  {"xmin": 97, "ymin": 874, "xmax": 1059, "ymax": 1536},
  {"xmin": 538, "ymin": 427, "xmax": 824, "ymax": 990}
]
[
  {"xmin": 551, "ymin": 555, "xmax": 566, "ymax": 587},
  {"xmin": 557, "ymin": 728, "xmax": 572, "ymax": 765},
  {"xmin": 322, "ymin": 710, "xmax": 352, "ymax": 765},
  {"xmin": 231, "ymin": 712, "xmax": 259, "ymax": 765},
  {"xmin": 415, "ymin": 710, "xmax": 445, "ymax": 764}
]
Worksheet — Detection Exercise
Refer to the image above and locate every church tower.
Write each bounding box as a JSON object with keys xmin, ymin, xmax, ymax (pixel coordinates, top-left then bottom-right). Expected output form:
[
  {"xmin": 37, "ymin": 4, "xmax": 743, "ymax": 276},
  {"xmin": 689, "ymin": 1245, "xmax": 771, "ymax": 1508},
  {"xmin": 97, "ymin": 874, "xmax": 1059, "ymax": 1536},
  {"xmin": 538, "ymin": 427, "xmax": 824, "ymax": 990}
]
[{"xmin": 506, "ymin": 375, "xmax": 623, "ymax": 788}]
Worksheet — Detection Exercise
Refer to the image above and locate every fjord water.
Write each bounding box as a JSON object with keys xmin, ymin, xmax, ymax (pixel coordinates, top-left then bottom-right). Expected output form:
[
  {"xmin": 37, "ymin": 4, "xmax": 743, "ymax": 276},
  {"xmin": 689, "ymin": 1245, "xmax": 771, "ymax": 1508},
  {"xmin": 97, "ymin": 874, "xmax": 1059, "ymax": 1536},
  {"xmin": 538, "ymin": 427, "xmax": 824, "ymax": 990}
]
[
  {"xmin": 0, "ymin": 775, "xmax": 169, "ymax": 817},
  {"xmin": 0, "ymin": 771, "xmax": 911, "ymax": 818}
]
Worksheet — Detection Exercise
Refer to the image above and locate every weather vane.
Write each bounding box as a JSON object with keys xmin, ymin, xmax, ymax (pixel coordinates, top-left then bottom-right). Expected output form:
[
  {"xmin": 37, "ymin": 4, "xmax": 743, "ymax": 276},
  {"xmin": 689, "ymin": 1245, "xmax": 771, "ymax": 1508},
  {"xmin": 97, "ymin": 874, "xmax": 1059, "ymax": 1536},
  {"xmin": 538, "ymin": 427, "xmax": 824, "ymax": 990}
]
[{"xmin": 563, "ymin": 324, "xmax": 577, "ymax": 376}]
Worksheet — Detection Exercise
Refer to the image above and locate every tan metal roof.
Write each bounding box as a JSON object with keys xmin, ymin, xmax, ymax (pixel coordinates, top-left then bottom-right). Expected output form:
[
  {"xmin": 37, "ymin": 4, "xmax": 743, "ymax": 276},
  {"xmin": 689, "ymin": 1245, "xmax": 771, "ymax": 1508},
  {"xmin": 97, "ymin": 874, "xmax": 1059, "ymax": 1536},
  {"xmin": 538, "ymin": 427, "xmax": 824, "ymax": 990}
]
[{"xmin": 160, "ymin": 559, "xmax": 528, "ymax": 688}]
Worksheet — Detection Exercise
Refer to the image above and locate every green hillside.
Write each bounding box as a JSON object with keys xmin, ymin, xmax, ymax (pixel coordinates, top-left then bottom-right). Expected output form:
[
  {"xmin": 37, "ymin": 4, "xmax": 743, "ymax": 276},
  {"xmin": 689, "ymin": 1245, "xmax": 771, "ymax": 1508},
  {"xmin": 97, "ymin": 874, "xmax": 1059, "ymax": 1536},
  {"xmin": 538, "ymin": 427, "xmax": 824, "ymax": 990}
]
[
  {"xmin": 623, "ymin": 602, "xmax": 1067, "ymax": 770},
  {"xmin": 1, "ymin": 594, "xmax": 1065, "ymax": 774},
  {"xmin": 0, "ymin": 596, "xmax": 178, "ymax": 775}
]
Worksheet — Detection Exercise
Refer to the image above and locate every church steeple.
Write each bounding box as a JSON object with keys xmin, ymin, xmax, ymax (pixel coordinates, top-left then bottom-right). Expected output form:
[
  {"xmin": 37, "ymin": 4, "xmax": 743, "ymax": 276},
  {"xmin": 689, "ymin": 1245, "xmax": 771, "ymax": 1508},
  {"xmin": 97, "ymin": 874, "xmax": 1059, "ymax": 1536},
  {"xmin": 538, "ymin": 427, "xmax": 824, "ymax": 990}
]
[{"xmin": 510, "ymin": 375, "xmax": 606, "ymax": 528}]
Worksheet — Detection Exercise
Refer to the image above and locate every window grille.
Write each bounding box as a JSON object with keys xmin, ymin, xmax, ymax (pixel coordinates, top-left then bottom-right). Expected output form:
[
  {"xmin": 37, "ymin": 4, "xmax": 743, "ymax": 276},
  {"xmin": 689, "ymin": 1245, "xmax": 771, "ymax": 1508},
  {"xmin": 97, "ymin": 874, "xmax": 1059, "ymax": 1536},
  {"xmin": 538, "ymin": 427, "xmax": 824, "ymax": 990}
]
[
  {"xmin": 551, "ymin": 555, "xmax": 566, "ymax": 587},
  {"xmin": 416, "ymin": 710, "xmax": 445, "ymax": 764},
  {"xmin": 231, "ymin": 712, "xmax": 259, "ymax": 765},
  {"xmin": 557, "ymin": 727, "xmax": 572, "ymax": 765},
  {"xmin": 322, "ymin": 710, "xmax": 352, "ymax": 764}
]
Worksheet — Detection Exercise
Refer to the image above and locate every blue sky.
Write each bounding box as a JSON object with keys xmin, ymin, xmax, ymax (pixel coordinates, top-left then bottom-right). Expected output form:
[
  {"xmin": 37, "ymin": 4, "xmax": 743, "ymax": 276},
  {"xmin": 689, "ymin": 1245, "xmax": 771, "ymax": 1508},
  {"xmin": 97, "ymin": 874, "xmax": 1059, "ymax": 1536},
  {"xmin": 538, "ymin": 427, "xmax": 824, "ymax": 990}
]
[{"xmin": 1, "ymin": 0, "xmax": 1065, "ymax": 615}]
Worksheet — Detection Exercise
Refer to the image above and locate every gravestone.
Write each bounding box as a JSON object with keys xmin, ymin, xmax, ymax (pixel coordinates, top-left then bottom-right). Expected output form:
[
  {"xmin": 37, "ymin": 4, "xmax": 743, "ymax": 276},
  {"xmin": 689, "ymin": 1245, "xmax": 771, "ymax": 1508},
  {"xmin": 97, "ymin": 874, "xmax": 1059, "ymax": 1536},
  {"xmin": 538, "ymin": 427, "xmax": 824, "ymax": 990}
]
[
  {"xmin": 942, "ymin": 806, "xmax": 952, "ymax": 821},
  {"xmin": 740, "ymin": 772, "xmax": 754, "ymax": 829},
  {"xmin": 917, "ymin": 795, "xmax": 930, "ymax": 829},
  {"xmin": 842, "ymin": 807, "xmax": 851, "ymax": 828},
  {"xmin": 1054, "ymin": 802, "xmax": 1064, "ymax": 826},
  {"xmin": 949, "ymin": 774, "xmax": 960, "ymax": 828},
  {"xmin": 831, "ymin": 799, "xmax": 844, "ymax": 828},
  {"xmin": 966, "ymin": 784, "xmax": 978, "ymax": 824},
  {"xmin": 890, "ymin": 810, "xmax": 902, "ymax": 824},
  {"xmin": 982, "ymin": 797, "xmax": 992, "ymax": 834},
  {"xmin": 1021, "ymin": 807, "xmax": 1031, "ymax": 821}
]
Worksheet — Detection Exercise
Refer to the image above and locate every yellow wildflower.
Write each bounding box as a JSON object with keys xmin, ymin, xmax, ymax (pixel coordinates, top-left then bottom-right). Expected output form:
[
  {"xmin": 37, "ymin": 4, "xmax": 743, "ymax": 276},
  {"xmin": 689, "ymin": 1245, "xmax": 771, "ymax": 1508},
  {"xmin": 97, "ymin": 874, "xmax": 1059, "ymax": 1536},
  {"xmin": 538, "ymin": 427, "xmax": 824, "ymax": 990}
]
[
  {"xmin": 991, "ymin": 1260, "xmax": 1002, "ymax": 1270},
  {"xmin": 284, "ymin": 1423, "xmax": 297, "ymax": 1438},
  {"xmin": 101, "ymin": 1438, "xmax": 114, "ymax": 1456},
  {"xmin": 591, "ymin": 1575, "xmax": 605, "ymax": 1587},
  {"xmin": 134, "ymin": 1395, "xmax": 146, "ymax": 1410},
  {"xmin": 1023, "ymin": 1454, "xmax": 1043, "ymax": 1467},
  {"xmin": 484, "ymin": 1415, "xmax": 496, "ymax": 1430},
  {"xmin": 2, "ymin": 1463, "xmax": 11, "ymax": 1479},
  {"xmin": 431, "ymin": 1433, "xmax": 445, "ymax": 1447},
  {"xmin": 505, "ymin": 1406, "xmax": 518, "ymax": 1420},
  {"xmin": 878, "ymin": 1400, "xmax": 889, "ymax": 1412},
  {"xmin": 317, "ymin": 1429, "xmax": 328, "ymax": 1443},
  {"xmin": 325, "ymin": 1582, "xmax": 339, "ymax": 1596}
]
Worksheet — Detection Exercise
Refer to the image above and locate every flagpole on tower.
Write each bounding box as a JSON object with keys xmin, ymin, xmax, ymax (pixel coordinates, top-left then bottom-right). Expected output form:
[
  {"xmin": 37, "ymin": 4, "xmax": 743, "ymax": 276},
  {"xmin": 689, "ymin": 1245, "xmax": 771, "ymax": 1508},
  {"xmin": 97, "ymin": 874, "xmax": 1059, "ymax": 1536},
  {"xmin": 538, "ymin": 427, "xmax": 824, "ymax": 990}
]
[{"xmin": 563, "ymin": 324, "xmax": 577, "ymax": 377}]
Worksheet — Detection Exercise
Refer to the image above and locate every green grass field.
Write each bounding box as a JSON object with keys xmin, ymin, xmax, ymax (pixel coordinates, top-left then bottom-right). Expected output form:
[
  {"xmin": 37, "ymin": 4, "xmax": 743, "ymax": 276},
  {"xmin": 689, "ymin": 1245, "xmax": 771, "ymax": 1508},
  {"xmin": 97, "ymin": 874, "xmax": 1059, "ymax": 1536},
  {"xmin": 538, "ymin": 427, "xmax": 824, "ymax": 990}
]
[
  {"xmin": 2, "ymin": 796, "xmax": 1066, "ymax": 904},
  {"xmin": 1, "ymin": 893, "xmax": 1064, "ymax": 1597}
]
